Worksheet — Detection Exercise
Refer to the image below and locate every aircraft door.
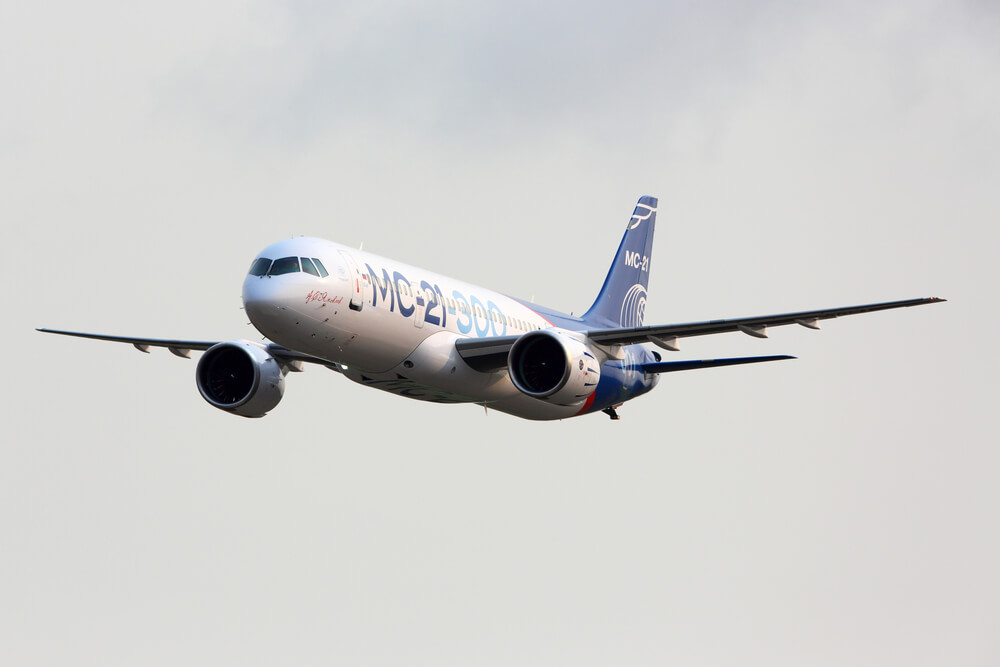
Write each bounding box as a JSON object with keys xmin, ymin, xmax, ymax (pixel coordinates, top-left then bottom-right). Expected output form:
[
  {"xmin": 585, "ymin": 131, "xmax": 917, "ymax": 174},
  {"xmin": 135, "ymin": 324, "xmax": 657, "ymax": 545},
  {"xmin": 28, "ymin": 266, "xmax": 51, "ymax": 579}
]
[
  {"xmin": 413, "ymin": 289, "xmax": 425, "ymax": 328},
  {"xmin": 338, "ymin": 250, "xmax": 366, "ymax": 311}
]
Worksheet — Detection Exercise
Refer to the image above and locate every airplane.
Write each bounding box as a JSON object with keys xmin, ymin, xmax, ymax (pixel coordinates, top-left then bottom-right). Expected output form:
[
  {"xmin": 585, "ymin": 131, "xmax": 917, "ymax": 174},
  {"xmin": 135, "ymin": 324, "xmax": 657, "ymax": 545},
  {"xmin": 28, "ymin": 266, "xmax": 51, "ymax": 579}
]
[{"xmin": 39, "ymin": 196, "xmax": 944, "ymax": 421}]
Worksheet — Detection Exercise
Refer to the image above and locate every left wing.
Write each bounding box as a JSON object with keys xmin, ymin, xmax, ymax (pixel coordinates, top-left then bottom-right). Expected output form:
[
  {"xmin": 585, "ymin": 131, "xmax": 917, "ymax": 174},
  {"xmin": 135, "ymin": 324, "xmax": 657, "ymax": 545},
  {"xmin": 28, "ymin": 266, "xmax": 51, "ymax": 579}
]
[
  {"xmin": 455, "ymin": 296, "xmax": 945, "ymax": 370},
  {"xmin": 587, "ymin": 297, "xmax": 945, "ymax": 348},
  {"xmin": 36, "ymin": 328, "xmax": 340, "ymax": 371}
]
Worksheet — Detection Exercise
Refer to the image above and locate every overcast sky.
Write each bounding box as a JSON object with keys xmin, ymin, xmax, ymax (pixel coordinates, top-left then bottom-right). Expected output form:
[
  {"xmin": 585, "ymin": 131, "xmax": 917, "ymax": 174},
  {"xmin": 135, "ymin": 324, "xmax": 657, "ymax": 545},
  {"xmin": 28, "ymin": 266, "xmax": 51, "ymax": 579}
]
[{"xmin": 3, "ymin": 1, "xmax": 999, "ymax": 665}]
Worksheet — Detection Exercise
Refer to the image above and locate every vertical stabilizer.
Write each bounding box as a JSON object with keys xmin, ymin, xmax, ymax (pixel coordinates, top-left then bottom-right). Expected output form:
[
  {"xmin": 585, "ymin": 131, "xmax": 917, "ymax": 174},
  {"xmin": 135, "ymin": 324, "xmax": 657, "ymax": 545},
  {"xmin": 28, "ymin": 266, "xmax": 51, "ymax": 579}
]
[{"xmin": 582, "ymin": 196, "xmax": 657, "ymax": 327}]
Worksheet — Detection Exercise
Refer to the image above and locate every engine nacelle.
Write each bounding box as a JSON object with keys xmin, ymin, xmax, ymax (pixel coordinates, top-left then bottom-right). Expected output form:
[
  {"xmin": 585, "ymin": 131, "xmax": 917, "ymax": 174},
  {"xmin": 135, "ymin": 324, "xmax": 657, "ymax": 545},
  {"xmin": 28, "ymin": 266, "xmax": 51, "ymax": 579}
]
[
  {"xmin": 196, "ymin": 340, "xmax": 285, "ymax": 418},
  {"xmin": 507, "ymin": 329, "xmax": 602, "ymax": 406}
]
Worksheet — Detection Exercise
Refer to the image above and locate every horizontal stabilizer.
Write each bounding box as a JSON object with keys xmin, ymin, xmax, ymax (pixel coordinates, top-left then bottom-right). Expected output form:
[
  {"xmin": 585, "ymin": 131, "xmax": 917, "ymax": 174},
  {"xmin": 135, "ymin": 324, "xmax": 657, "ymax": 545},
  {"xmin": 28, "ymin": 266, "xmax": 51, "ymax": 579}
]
[{"xmin": 641, "ymin": 355, "xmax": 795, "ymax": 374}]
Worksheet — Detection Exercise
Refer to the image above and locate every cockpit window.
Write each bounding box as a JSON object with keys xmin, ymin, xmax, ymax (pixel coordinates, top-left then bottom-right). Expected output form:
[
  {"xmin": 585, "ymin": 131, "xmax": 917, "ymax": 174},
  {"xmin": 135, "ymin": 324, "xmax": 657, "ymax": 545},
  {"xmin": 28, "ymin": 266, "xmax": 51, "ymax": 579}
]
[
  {"xmin": 269, "ymin": 256, "xmax": 301, "ymax": 275},
  {"xmin": 249, "ymin": 257, "xmax": 272, "ymax": 276},
  {"xmin": 300, "ymin": 257, "xmax": 320, "ymax": 277},
  {"xmin": 302, "ymin": 257, "xmax": 319, "ymax": 278},
  {"xmin": 312, "ymin": 258, "xmax": 329, "ymax": 277}
]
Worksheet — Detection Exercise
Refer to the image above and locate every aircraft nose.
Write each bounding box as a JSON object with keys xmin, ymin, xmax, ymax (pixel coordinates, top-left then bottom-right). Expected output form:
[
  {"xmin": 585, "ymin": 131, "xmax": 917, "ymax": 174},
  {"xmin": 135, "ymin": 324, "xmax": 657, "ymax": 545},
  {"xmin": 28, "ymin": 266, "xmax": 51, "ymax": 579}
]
[
  {"xmin": 242, "ymin": 275, "xmax": 300, "ymax": 334},
  {"xmin": 243, "ymin": 271, "xmax": 349, "ymax": 340},
  {"xmin": 242, "ymin": 274, "xmax": 270, "ymax": 313}
]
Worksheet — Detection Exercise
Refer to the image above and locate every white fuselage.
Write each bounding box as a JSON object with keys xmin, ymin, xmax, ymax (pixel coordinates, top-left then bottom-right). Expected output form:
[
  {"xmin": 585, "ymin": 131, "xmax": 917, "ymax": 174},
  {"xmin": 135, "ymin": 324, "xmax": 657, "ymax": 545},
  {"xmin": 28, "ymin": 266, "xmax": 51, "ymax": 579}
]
[{"xmin": 242, "ymin": 237, "xmax": 608, "ymax": 419}]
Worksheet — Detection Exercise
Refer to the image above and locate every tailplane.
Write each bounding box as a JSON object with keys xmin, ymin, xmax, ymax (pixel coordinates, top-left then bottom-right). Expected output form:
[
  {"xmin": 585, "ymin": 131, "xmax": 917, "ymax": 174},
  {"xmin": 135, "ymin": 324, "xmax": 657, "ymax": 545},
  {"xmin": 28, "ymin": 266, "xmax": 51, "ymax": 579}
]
[{"xmin": 582, "ymin": 196, "xmax": 657, "ymax": 327}]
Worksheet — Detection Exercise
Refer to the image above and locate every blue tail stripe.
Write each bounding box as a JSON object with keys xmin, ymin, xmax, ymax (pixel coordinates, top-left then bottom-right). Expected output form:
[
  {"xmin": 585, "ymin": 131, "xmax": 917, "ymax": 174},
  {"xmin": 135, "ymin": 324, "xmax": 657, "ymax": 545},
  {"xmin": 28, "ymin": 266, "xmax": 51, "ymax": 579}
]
[{"xmin": 582, "ymin": 196, "xmax": 657, "ymax": 327}]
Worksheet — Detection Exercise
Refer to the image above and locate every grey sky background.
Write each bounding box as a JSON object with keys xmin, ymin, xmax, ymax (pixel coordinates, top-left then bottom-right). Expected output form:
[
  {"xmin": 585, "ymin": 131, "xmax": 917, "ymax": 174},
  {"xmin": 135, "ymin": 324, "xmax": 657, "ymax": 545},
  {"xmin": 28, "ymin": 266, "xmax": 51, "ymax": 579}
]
[{"xmin": 3, "ymin": 1, "xmax": 998, "ymax": 664}]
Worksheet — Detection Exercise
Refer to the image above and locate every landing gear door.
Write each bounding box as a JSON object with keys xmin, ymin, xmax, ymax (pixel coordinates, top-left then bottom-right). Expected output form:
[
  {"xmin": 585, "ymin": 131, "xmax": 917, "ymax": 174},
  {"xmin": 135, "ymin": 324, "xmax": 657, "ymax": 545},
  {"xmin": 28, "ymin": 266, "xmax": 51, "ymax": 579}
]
[{"xmin": 339, "ymin": 250, "xmax": 366, "ymax": 311}]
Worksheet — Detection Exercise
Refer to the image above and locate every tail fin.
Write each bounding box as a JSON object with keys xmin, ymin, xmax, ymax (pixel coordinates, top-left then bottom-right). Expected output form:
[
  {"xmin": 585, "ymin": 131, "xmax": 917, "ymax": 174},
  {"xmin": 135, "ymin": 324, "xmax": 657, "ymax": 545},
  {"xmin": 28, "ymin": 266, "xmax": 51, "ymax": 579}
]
[{"xmin": 582, "ymin": 196, "xmax": 657, "ymax": 327}]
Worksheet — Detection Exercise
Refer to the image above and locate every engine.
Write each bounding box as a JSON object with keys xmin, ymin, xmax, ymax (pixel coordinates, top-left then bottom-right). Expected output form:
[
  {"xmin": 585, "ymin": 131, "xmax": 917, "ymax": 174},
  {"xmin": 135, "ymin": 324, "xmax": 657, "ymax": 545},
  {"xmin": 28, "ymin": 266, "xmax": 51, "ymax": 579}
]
[
  {"xmin": 507, "ymin": 329, "xmax": 602, "ymax": 406},
  {"xmin": 196, "ymin": 341, "xmax": 285, "ymax": 418}
]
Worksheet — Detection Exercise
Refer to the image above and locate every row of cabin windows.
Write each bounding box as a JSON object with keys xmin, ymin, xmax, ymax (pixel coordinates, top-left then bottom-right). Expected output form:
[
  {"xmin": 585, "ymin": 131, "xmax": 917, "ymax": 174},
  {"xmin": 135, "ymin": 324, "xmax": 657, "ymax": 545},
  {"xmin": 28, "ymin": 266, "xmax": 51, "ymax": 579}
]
[{"xmin": 249, "ymin": 256, "xmax": 330, "ymax": 278}]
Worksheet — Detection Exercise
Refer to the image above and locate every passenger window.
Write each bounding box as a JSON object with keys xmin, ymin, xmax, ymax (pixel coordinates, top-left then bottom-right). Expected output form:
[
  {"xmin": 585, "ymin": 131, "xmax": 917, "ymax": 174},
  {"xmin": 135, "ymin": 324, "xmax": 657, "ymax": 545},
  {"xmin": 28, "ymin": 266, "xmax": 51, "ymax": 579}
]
[
  {"xmin": 301, "ymin": 257, "xmax": 320, "ymax": 277},
  {"xmin": 249, "ymin": 257, "xmax": 272, "ymax": 276},
  {"xmin": 269, "ymin": 256, "xmax": 300, "ymax": 275},
  {"xmin": 312, "ymin": 258, "xmax": 329, "ymax": 277}
]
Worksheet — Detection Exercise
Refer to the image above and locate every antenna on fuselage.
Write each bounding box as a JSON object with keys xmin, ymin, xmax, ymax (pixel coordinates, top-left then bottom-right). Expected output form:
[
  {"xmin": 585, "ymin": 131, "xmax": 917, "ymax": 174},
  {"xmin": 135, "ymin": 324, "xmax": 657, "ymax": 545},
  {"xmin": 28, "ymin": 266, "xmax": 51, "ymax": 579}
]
[{"xmin": 359, "ymin": 241, "xmax": 364, "ymax": 251}]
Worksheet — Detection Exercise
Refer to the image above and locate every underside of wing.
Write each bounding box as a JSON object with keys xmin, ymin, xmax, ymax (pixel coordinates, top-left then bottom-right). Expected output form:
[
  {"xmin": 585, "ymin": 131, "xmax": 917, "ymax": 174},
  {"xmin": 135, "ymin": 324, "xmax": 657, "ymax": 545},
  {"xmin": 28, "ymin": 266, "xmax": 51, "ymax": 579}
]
[
  {"xmin": 37, "ymin": 328, "xmax": 218, "ymax": 357},
  {"xmin": 453, "ymin": 335, "xmax": 520, "ymax": 372}
]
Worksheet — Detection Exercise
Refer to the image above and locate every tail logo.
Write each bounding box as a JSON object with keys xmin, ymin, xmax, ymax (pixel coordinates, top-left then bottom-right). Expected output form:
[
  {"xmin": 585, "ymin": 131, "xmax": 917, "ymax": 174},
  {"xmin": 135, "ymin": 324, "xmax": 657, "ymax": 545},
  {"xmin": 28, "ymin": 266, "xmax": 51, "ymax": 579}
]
[
  {"xmin": 627, "ymin": 203, "xmax": 657, "ymax": 230},
  {"xmin": 620, "ymin": 284, "xmax": 647, "ymax": 327}
]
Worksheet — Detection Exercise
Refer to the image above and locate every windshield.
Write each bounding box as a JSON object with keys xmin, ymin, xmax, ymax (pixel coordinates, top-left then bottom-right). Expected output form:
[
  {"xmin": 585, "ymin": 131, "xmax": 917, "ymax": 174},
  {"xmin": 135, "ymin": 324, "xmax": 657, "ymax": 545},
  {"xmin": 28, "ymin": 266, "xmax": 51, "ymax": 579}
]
[
  {"xmin": 248, "ymin": 257, "xmax": 272, "ymax": 276},
  {"xmin": 251, "ymin": 255, "xmax": 329, "ymax": 278},
  {"xmin": 300, "ymin": 257, "xmax": 320, "ymax": 277},
  {"xmin": 268, "ymin": 256, "xmax": 301, "ymax": 275}
]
